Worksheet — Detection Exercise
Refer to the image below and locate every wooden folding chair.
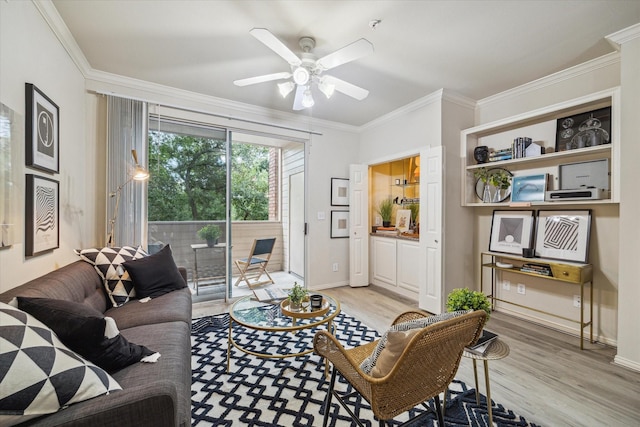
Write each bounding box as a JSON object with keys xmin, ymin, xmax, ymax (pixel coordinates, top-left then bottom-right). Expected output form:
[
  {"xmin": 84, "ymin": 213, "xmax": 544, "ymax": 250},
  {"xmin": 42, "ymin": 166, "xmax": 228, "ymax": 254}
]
[{"xmin": 234, "ymin": 238, "xmax": 276, "ymax": 289}]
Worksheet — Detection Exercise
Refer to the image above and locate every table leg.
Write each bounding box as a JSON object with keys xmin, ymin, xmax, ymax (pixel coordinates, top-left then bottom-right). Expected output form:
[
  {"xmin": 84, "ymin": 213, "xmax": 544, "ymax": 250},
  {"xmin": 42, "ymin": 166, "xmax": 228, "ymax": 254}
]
[
  {"xmin": 483, "ymin": 359, "xmax": 493, "ymax": 426},
  {"xmin": 472, "ymin": 359, "xmax": 480, "ymax": 405},
  {"xmin": 193, "ymin": 248, "xmax": 199, "ymax": 296},
  {"xmin": 227, "ymin": 319, "xmax": 232, "ymax": 373}
]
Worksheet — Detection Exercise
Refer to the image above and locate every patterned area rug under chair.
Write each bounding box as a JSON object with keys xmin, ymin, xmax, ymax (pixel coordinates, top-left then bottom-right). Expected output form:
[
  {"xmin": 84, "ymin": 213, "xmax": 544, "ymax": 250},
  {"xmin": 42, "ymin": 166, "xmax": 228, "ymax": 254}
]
[{"xmin": 190, "ymin": 311, "xmax": 539, "ymax": 427}]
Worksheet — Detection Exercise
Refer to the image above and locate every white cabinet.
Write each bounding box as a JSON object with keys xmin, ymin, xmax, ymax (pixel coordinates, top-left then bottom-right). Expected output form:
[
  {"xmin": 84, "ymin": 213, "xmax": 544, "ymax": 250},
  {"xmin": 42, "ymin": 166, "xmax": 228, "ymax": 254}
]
[
  {"xmin": 370, "ymin": 236, "xmax": 419, "ymax": 299},
  {"xmin": 461, "ymin": 88, "xmax": 620, "ymax": 207}
]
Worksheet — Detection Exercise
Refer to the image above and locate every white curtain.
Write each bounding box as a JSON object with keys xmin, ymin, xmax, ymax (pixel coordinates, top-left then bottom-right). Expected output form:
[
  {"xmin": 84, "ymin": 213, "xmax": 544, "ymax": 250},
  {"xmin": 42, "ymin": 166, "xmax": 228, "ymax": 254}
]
[{"xmin": 106, "ymin": 96, "xmax": 148, "ymax": 248}]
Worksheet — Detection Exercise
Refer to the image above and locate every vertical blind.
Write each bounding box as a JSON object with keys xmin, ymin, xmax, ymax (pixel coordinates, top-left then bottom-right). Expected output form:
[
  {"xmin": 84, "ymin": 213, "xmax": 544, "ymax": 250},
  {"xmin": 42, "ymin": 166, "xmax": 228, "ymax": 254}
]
[{"xmin": 106, "ymin": 96, "xmax": 148, "ymax": 248}]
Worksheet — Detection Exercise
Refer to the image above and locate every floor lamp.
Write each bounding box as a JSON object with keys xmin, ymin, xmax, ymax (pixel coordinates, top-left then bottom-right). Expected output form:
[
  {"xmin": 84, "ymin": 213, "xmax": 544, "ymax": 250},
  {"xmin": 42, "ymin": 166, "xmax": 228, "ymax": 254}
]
[{"xmin": 106, "ymin": 149, "xmax": 149, "ymax": 247}]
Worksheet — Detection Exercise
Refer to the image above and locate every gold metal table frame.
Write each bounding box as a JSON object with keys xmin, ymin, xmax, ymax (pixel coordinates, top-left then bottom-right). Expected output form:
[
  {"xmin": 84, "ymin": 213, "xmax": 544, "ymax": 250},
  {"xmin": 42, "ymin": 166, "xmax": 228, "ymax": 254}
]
[{"xmin": 226, "ymin": 292, "xmax": 341, "ymax": 374}]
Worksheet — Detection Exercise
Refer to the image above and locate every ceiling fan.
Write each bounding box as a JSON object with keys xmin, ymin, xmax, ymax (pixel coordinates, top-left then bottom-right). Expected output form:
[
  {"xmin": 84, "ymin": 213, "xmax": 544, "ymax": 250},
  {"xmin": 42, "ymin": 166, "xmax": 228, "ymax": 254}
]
[{"xmin": 233, "ymin": 28, "xmax": 374, "ymax": 110}]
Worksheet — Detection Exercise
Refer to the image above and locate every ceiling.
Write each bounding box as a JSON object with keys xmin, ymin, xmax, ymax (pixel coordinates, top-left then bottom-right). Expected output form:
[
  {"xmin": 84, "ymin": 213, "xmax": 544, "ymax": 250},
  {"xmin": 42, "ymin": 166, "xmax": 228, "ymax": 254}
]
[{"xmin": 51, "ymin": 1, "xmax": 640, "ymax": 127}]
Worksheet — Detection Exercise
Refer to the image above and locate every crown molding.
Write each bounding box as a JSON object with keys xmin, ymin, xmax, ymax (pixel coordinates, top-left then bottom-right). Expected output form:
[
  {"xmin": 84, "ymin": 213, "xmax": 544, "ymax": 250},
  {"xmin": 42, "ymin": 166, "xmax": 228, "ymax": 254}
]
[
  {"xmin": 477, "ymin": 52, "xmax": 620, "ymax": 108},
  {"xmin": 33, "ymin": 0, "xmax": 92, "ymax": 76},
  {"xmin": 606, "ymin": 23, "xmax": 640, "ymax": 50}
]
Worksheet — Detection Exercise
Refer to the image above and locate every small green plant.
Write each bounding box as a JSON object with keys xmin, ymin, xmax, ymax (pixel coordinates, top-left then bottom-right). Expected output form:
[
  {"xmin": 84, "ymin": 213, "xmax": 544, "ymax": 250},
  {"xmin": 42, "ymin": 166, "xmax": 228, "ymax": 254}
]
[
  {"xmin": 446, "ymin": 288, "xmax": 491, "ymax": 319},
  {"xmin": 197, "ymin": 224, "xmax": 221, "ymax": 241},
  {"xmin": 407, "ymin": 203, "xmax": 419, "ymax": 225},
  {"xmin": 288, "ymin": 282, "xmax": 308, "ymax": 305},
  {"xmin": 376, "ymin": 198, "xmax": 395, "ymax": 224},
  {"xmin": 473, "ymin": 167, "xmax": 490, "ymax": 184},
  {"xmin": 490, "ymin": 169, "xmax": 512, "ymax": 190}
]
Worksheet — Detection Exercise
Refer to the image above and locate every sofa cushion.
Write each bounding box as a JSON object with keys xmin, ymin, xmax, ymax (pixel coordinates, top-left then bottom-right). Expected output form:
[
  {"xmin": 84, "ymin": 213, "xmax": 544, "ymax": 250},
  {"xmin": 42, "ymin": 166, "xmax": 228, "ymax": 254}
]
[
  {"xmin": 0, "ymin": 302, "xmax": 121, "ymax": 425},
  {"xmin": 105, "ymin": 287, "xmax": 192, "ymax": 330},
  {"xmin": 122, "ymin": 244, "xmax": 186, "ymax": 299},
  {"xmin": 78, "ymin": 246, "xmax": 147, "ymax": 307},
  {"xmin": 360, "ymin": 310, "xmax": 471, "ymax": 375},
  {"xmin": 16, "ymin": 297, "xmax": 158, "ymax": 374}
]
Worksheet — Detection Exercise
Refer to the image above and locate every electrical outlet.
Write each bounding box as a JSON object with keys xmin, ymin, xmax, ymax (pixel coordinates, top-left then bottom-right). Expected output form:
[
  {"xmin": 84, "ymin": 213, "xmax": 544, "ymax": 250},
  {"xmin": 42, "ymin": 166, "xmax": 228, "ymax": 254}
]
[
  {"xmin": 317, "ymin": 211, "xmax": 325, "ymax": 220},
  {"xmin": 573, "ymin": 295, "xmax": 581, "ymax": 308},
  {"xmin": 517, "ymin": 283, "xmax": 526, "ymax": 295},
  {"xmin": 502, "ymin": 280, "xmax": 511, "ymax": 291},
  {"xmin": 332, "ymin": 263, "xmax": 338, "ymax": 272}
]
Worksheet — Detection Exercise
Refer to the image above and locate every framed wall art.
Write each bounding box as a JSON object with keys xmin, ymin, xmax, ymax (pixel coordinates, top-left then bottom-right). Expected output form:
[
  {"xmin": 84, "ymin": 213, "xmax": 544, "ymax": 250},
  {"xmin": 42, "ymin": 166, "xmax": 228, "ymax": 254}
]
[
  {"xmin": 25, "ymin": 174, "xmax": 59, "ymax": 256},
  {"xmin": 489, "ymin": 210, "xmax": 535, "ymax": 255},
  {"xmin": 331, "ymin": 178, "xmax": 349, "ymax": 206},
  {"xmin": 330, "ymin": 210, "xmax": 349, "ymax": 238},
  {"xmin": 396, "ymin": 209, "xmax": 411, "ymax": 233},
  {"xmin": 535, "ymin": 210, "xmax": 591, "ymax": 263},
  {"xmin": 555, "ymin": 106, "xmax": 611, "ymax": 153},
  {"xmin": 511, "ymin": 174, "xmax": 547, "ymax": 202},
  {"xmin": 26, "ymin": 83, "xmax": 59, "ymax": 173}
]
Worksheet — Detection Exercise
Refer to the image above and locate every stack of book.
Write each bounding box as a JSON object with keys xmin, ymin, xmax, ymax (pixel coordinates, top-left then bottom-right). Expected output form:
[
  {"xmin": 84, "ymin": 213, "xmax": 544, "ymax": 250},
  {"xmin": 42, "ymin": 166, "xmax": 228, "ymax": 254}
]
[
  {"xmin": 253, "ymin": 287, "xmax": 288, "ymax": 302},
  {"xmin": 511, "ymin": 137, "xmax": 533, "ymax": 159},
  {"xmin": 520, "ymin": 262, "xmax": 553, "ymax": 276},
  {"xmin": 488, "ymin": 148, "xmax": 512, "ymax": 162},
  {"xmin": 465, "ymin": 329, "xmax": 498, "ymax": 355},
  {"xmin": 375, "ymin": 226, "xmax": 398, "ymax": 236}
]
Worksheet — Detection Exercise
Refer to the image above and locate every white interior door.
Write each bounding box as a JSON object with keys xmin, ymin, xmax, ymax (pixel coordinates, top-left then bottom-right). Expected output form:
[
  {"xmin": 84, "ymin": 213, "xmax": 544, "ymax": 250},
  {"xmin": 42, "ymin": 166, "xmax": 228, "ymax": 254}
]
[
  {"xmin": 289, "ymin": 172, "xmax": 304, "ymax": 278},
  {"xmin": 349, "ymin": 164, "xmax": 369, "ymax": 287},
  {"xmin": 419, "ymin": 146, "xmax": 443, "ymax": 313}
]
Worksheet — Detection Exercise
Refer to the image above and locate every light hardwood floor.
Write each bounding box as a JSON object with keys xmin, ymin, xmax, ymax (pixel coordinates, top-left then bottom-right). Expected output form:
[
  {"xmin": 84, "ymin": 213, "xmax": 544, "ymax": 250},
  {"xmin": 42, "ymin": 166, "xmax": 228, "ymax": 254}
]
[{"xmin": 193, "ymin": 285, "xmax": 640, "ymax": 426}]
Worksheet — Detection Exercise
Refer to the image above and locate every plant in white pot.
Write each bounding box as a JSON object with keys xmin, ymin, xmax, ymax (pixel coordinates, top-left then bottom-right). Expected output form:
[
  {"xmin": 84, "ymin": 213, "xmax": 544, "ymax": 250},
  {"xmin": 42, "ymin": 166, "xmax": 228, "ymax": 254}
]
[{"xmin": 197, "ymin": 224, "xmax": 221, "ymax": 247}]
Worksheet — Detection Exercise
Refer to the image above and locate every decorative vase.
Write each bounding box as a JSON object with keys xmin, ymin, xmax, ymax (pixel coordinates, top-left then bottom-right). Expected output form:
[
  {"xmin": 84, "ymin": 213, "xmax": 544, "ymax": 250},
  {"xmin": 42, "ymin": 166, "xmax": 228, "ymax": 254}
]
[
  {"xmin": 493, "ymin": 188, "xmax": 503, "ymax": 203},
  {"xmin": 206, "ymin": 238, "xmax": 218, "ymax": 248},
  {"xmin": 289, "ymin": 301, "xmax": 301, "ymax": 312},
  {"xmin": 474, "ymin": 146, "xmax": 489, "ymax": 164},
  {"xmin": 482, "ymin": 184, "xmax": 492, "ymax": 203}
]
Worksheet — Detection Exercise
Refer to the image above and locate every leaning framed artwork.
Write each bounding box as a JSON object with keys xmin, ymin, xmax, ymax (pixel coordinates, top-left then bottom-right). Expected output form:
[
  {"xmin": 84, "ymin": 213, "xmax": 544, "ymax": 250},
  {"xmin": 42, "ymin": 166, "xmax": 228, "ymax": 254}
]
[
  {"xmin": 535, "ymin": 210, "xmax": 591, "ymax": 263},
  {"xmin": 331, "ymin": 178, "xmax": 349, "ymax": 206},
  {"xmin": 330, "ymin": 210, "xmax": 349, "ymax": 238},
  {"xmin": 26, "ymin": 83, "xmax": 59, "ymax": 173},
  {"xmin": 396, "ymin": 209, "xmax": 411, "ymax": 233},
  {"xmin": 25, "ymin": 174, "xmax": 59, "ymax": 257},
  {"xmin": 511, "ymin": 174, "xmax": 547, "ymax": 203},
  {"xmin": 555, "ymin": 106, "xmax": 611, "ymax": 153},
  {"xmin": 489, "ymin": 210, "xmax": 535, "ymax": 255}
]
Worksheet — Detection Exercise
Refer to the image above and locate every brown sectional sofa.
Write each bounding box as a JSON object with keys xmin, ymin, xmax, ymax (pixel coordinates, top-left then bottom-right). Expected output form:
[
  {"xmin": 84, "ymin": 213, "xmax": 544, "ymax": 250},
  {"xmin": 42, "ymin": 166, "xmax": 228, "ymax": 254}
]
[{"xmin": 0, "ymin": 260, "xmax": 192, "ymax": 427}]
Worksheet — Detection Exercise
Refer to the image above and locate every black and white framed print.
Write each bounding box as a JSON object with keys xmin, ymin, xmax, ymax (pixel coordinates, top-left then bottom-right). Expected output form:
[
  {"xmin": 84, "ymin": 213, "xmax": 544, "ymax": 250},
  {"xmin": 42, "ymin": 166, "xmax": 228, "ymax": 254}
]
[
  {"xmin": 489, "ymin": 210, "xmax": 535, "ymax": 255},
  {"xmin": 331, "ymin": 210, "xmax": 349, "ymax": 238},
  {"xmin": 535, "ymin": 210, "xmax": 591, "ymax": 263},
  {"xmin": 331, "ymin": 178, "xmax": 349, "ymax": 206},
  {"xmin": 26, "ymin": 83, "xmax": 59, "ymax": 173},
  {"xmin": 25, "ymin": 174, "xmax": 59, "ymax": 257},
  {"xmin": 555, "ymin": 107, "xmax": 611, "ymax": 153}
]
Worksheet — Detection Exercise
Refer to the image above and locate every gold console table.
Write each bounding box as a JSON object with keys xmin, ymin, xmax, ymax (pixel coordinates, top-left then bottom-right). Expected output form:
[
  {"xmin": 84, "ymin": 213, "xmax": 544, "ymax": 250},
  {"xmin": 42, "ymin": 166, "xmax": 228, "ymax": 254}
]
[{"xmin": 480, "ymin": 251, "xmax": 593, "ymax": 349}]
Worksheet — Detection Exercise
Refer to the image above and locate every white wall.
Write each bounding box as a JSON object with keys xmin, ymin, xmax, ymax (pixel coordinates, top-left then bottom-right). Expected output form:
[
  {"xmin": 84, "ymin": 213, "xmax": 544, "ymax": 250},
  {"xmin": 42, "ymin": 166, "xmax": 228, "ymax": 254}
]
[
  {"xmin": 0, "ymin": 1, "xmax": 99, "ymax": 291},
  {"xmin": 473, "ymin": 57, "xmax": 622, "ymax": 345}
]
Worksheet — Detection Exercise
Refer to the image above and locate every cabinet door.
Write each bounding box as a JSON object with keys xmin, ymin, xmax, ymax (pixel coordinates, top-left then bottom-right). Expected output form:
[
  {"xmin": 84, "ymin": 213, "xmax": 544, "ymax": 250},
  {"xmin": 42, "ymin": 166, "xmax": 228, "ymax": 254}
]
[
  {"xmin": 397, "ymin": 240, "xmax": 420, "ymax": 292},
  {"xmin": 372, "ymin": 237, "xmax": 396, "ymax": 286}
]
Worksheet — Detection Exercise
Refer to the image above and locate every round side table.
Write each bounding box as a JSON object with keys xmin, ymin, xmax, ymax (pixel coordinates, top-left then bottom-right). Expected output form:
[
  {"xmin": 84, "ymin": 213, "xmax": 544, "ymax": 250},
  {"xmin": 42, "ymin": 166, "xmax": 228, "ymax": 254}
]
[{"xmin": 463, "ymin": 338, "xmax": 510, "ymax": 426}]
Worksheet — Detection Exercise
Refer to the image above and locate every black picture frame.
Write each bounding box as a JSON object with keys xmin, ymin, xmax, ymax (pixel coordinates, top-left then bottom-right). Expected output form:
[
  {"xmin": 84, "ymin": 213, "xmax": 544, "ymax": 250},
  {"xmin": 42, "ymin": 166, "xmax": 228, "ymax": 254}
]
[
  {"xmin": 331, "ymin": 210, "xmax": 349, "ymax": 238},
  {"xmin": 489, "ymin": 210, "xmax": 536, "ymax": 255},
  {"xmin": 535, "ymin": 210, "xmax": 592, "ymax": 263},
  {"xmin": 26, "ymin": 83, "xmax": 59, "ymax": 174},
  {"xmin": 331, "ymin": 178, "xmax": 349, "ymax": 206},
  {"xmin": 25, "ymin": 174, "xmax": 59, "ymax": 257},
  {"xmin": 555, "ymin": 106, "xmax": 611, "ymax": 153}
]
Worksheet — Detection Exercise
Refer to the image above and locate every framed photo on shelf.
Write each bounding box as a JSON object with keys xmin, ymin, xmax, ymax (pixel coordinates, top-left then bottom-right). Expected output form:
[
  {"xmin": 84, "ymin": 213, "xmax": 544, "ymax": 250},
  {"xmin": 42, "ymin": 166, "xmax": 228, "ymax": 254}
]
[
  {"xmin": 555, "ymin": 106, "xmax": 611, "ymax": 153},
  {"xmin": 25, "ymin": 174, "xmax": 59, "ymax": 257},
  {"xmin": 535, "ymin": 210, "xmax": 591, "ymax": 263},
  {"xmin": 330, "ymin": 210, "xmax": 349, "ymax": 238},
  {"xmin": 396, "ymin": 209, "xmax": 411, "ymax": 233},
  {"xmin": 331, "ymin": 178, "xmax": 349, "ymax": 206},
  {"xmin": 489, "ymin": 210, "xmax": 535, "ymax": 255},
  {"xmin": 511, "ymin": 174, "xmax": 547, "ymax": 202},
  {"xmin": 25, "ymin": 83, "xmax": 59, "ymax": 174}
]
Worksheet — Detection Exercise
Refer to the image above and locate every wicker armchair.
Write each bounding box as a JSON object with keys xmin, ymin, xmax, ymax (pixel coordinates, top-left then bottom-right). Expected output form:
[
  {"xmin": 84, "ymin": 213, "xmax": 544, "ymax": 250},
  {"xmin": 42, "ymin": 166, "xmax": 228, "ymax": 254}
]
[{"xmin": 313, "ymin": 310, "xmax": 486, "ymax": 427}]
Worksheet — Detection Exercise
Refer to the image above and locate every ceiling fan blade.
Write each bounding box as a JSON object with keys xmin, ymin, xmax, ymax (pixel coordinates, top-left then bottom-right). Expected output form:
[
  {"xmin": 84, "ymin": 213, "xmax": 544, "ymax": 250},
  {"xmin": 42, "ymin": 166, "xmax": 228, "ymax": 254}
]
[
  {"xmin": 316, "ymin": 38, "xmax": 374, "ymax": 71},
  {"xmin": 250, "ymin": 28, "xmax": 302, "ymax": 67},
  {"xmin": 323, "ymin": 75, "xmax": 369, "ymax": 100},
  {"xmin": 292, "ymin": 85, "xmax": 306, "ymax": 110},
  {"xmin": 233, "ymin": 72, "xmax": 292, "ymax": 87}
]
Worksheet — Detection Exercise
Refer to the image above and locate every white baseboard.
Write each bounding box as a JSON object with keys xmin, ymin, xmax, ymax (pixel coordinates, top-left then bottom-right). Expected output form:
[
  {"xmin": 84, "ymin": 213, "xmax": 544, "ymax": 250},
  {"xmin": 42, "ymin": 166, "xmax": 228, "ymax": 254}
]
[{"xmin": 613, "ymin": 355, "xmax": 640, "ymax": 373}]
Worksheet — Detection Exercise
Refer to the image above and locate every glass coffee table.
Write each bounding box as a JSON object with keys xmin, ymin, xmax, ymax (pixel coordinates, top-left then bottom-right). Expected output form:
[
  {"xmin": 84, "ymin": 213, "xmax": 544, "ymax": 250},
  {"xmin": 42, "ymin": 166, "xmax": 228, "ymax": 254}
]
[{"xmin": 226, "ymin": 292, "xmax": 340, "ymax": 374}]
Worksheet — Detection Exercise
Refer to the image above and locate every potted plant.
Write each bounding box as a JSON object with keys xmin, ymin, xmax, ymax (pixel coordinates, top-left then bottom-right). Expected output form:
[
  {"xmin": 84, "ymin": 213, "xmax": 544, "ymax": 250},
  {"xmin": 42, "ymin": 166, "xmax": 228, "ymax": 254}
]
[
  {"xmin": 197, "ymin": 224, "xmax": 221, "ymax": 247},
  {"xmin": 474, "ymin": 167, "xmax": 492, "ymax": 203},
  {"xmin": 489, "ymin": 170, "xmax": 512, "ymax": 203},
  {"xmin": 376, "ymin": 198, "xmax": 395, "ymax": 227},
  {"xmin": 407, "ymin": 203, "xmax": 419, "ymax": 231},
  {"xmin": 446, "ymin": 287, "xmax": 491, "ymax": 320},
  {"xmin": 287, "ymin": 282, "xmax": 308, "ymax": 311}
]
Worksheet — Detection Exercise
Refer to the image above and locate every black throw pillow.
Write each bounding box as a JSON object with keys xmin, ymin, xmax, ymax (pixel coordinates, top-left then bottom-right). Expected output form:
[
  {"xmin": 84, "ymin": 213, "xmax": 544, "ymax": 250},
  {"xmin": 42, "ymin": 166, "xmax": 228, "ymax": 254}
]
[
  {"xmin": 17, "ymin": 297, "xmax": 156, "ymax": 373},
  {"xmin": 122, "ymin": 244, "xmax": 187, "ymax": 299}
]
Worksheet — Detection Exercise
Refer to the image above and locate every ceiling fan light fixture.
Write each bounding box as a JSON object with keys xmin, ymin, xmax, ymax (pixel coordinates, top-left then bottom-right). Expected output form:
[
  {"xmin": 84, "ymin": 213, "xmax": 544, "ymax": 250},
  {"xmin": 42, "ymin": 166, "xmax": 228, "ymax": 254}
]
[
  {"xmin": 278, "ymin": 81, "xmax": 295, "ymax": 98},
  {"xmin": 319, "ymin": 79, "xmax": 336, "ymax": 99},
  {"xmin": 301, "ymin": 88, "xmax": 315, "ymax": 108},
  {"xmin": 292, "ymin": 66, "xmax": 310, "ymax": 85}
]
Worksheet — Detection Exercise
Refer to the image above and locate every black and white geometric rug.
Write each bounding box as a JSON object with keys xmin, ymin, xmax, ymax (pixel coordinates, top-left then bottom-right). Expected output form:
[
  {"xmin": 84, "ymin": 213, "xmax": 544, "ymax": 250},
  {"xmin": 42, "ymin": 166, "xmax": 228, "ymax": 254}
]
[{"xmin": 191, "ymin": 312, "xmax": 539, "ymax": 427}]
